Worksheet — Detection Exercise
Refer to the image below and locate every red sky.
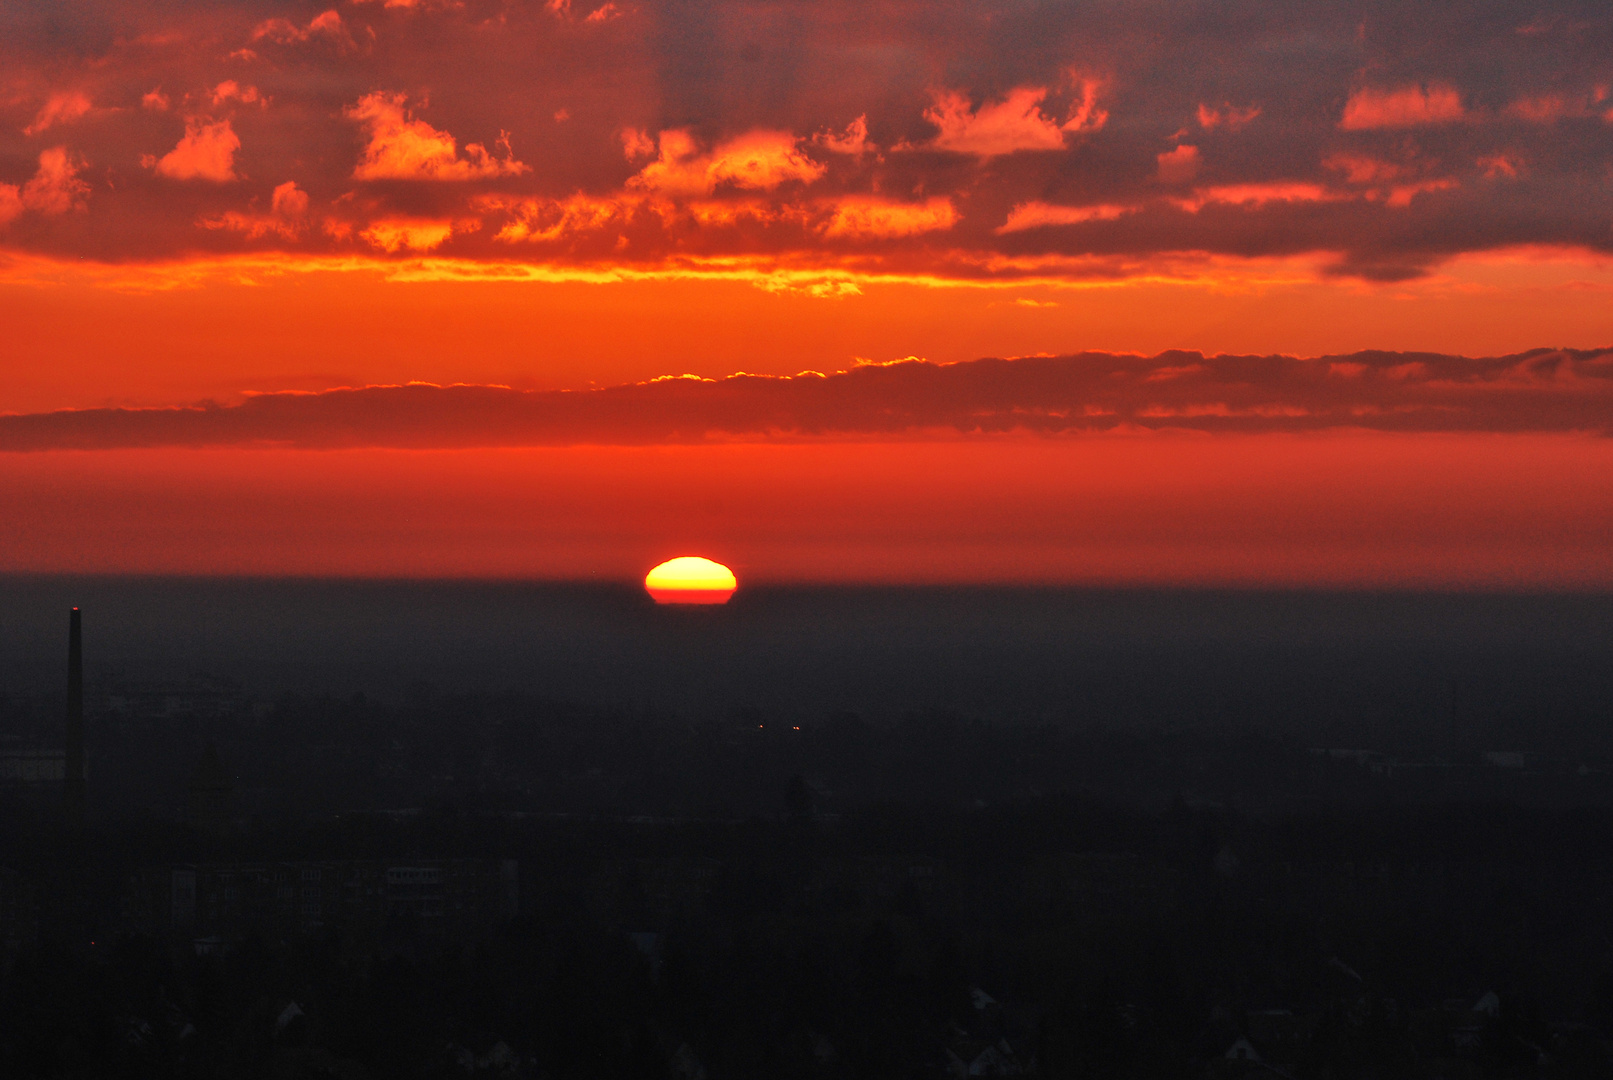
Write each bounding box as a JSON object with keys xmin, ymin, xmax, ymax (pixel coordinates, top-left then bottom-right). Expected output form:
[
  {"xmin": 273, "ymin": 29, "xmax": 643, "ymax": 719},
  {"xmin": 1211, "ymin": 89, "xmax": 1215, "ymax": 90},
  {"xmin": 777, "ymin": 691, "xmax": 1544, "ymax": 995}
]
[{"xmin": 2, "ymin": 1, "xmax": 1612, "ymax": 585}]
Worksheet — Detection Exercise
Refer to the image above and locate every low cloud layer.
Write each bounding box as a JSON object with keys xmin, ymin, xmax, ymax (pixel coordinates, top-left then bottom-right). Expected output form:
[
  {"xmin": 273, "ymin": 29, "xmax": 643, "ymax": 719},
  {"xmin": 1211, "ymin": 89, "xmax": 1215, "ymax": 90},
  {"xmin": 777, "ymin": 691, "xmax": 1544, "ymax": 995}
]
[
  {"xmin": 1, "ymin": 1, "xmax": 1612, "ymax": 281},
  {"xmin": 4, "ymin": 349, "xmax": 1610, "ymax": 450}
]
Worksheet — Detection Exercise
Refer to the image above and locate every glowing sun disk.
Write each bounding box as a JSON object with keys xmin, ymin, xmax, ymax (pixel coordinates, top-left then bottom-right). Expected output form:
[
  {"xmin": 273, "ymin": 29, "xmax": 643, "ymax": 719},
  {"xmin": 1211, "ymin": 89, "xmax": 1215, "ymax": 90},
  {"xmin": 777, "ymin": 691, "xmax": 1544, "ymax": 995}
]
[{"xmin": 645, "ymin": 556, "xmax": 737, "ymax": 604}]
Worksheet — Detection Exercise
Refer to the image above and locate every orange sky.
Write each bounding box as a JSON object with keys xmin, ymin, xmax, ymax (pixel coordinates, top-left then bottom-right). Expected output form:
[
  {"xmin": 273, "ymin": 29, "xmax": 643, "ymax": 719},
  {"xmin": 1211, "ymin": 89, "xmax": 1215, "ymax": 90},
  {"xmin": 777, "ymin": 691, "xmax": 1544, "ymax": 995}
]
[
  {"xmin": 4, "ymin": 248, "xmax": 1613, "ymax": 413},
  {"xmin": 2, "ymin": 1, "xmax": 1612, "ymax": 585},
  {"xmin": 1, "ymin": 436, "xmax": 1610, "ymax": 588}
]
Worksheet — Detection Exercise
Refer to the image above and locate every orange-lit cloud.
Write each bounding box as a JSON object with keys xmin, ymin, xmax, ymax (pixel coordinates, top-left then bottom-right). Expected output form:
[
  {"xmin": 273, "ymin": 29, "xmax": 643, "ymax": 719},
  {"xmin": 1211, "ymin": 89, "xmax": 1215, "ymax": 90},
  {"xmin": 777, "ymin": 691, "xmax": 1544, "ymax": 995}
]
[
  {"xmin": 1501, "ymin": 92, "xmax": 1608, "ymax": 123},
  {"xmin": 347, "ymin": 92, "xmax": 529, "ymax": 180},
  {"xmin": 1478, "ymin": 153, "xmax": 1522, "ymax": 179},
  {"xmin": 628, "ymin": 129, "xmax": 824, "ymax": 195},
  {"xmin": 23, "ymin": 92, "xmax": 93, "ymax": 136},
  {"xmin": 148, "ymin": 118, "xmax": 241, "ymax": 181},
  {"xmin": 1319, "ymin": 155, "xmax": 1461, "ymax": 208},
  {"xmin": 251, "ymin": 9, "xmax": 352, "ymax": 48},
  {"xmin": 1322, "ymin": 154, "xmax": 1403, "ymax": 185},
  {"xmin": 360, "ymin": 216, "xmax": 475, "ymax": 252},
  {"xmin": 1156, "ymin": 144, "xmax": 1200, "ymax": 184},
  {"xmin": 813, "ymin": 116, "xmax": 871, "ymax": 156},
  {"xmin": 923, "ymin": 79, "xmax": 1105, "ymax": 156},
  {"xmin": 619, "ymin": 127, "xmax": 656, "ymax": 161},
  {"xmin": 200, "ymin": 181, "xmax": 310, "ymax": 239},
  {"xmin": 545, "ymin": 0, "xmax": 619, "ymax": 21},
  {"xmin": 997, "ymin": 202, "xmax": 1136, "ymax": 233},
  {"xmin": 1, "ymin": 148, "xmax": 91, "ymax": 224},
  {"xmin": 1173, "ymin": 182, "xmax": 1339, "ymax": 211},
  {"xmin": 1339, "ymin": 84, "xmax": 1466, "ymax": 130},
  {"xmin": 477, "ymin": 192, "xmax": 627, "ymax": 243},
  {"xmin": 272, "ymin": 182, "xmax": 310, "ymax": 218},
  {"xmin": 353, "ymin": 0, "xmax": 462, "ymax": 8},
  {"xmin": 819, "ymin": 197, "xmax": 956, "ymax": 239},
  {"xmin": 20, "ymin": 148, "xmax": 90, "ymax": 215},
  {"xmin": 1381, "ymin": 178, "xmax": 1459, "ymax": 208},
  {"xmin": 210, "ymin": 81, "xmax": 266, "ymax": 109},
  {"xmin": 1196, "ymin": 102, "xmax": 1260, "ymax": 131}
]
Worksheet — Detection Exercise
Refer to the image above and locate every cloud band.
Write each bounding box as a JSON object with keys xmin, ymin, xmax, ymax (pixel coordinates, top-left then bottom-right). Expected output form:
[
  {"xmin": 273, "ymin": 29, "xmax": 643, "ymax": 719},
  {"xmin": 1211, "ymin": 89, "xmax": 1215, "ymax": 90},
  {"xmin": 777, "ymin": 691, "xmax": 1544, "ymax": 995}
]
[{"xmin": 3, "ymin": 349, "xmax": 1610, "ymax": 450}]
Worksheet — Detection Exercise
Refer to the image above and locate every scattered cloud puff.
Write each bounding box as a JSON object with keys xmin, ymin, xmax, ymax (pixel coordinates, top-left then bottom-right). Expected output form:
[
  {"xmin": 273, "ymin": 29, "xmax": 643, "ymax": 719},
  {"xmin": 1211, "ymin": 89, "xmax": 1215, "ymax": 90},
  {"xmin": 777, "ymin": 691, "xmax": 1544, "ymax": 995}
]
[
  {"xmin": 997, "ymin": 202, "xmax": 1136, "ymax": 233},
  {"xmin": 211, "ymin": 81, "xmax": 266, "ymax": 108},
  {"xmin": 1477, "ymin": 153, "xmax": 1522, "ymax": 179},
  {"xmin": 1156, "ymin": 144, "xmax": 1200, "ymax": 184},
  {"xmin": 813, "ymin": 115, "xmax": 870, "ymax": 156},
  {"xmin": 477, "ymin": 192, "xmax": 626, "ymax": 243},
  {"xmin": 352, "ymin": 0, "xmax": 464, "ymax": 9},
  {"xmin": 546, "ymin": 0, "xmax": 621, "ymax": 22},
  {"xmin": 1339, "ymin": 84, "xmax": 1465, "ymax": 130},
  {"xmin": 923, "ymin": 77, "xmax": 1105, "ymax": 157},
  {"xmin": 1172, "ymin": 182, "xmax": 1340, "ymax": 211},
  {"xmin": 5, "ymin": 349, "xmax": 1610, "ymax": 450},
  {"xmin": 24, "ymin": 92, "xmax": 93, "ymax": 136},
  {"xmin": 619, "ymin": 127, "xmax": 655, "ymax": 161},
  {"xmin": 272, "ymin": 181, "xmax": 311, "ymax": 218},
  {"xmin": 22, "ymin": 148, "xmax": 91, "ymax": 215},
  {"xmin": 1502, "ymin": 91, "xmax": 1609, "ymax": 123},
  {"xmin": 1321, "ymin": 155, "xmax": 1461, "ymax": 207},
  {"xmin": 346, "ymin": 92, "xmax": 529, "ymax": 180},
  {"xmin": 628, "ymin": 129, "xmax": 824, "ymax": 196},
  {"xmin": 1196, "ymin": 103, "xmax": 1260, "ymax": 132},
  {"xmin": 200, "ymin": 181, "xmax": 309, "ymax": 239},
  {"xmin": 1322, "ymin": 153, "xmax": 1403, "ymax": 185},
  {"xmin": 142, "ymin": 88, "xmax": 170, "ymax": 112},
  {"xmin": 819, "ymin": 196, "xmax": 956, "ymax": 239},
  {"xmin": 924, "ymin": 88, "xmax": 1064, "ymax": 155},
  {"xmin": 1003, "ymin": 175, "xmax": 1441, "ymax": 230},
  {"xmin": 470, "ymin": 191, "xmax": 948, "ymax": 248},
  {"xmin": 146, "ymin": 118, "xmax": 241, "ymax": 181},
  {"xmin": 1378, "ymin": 178, "xmax": 1458, "ymax": 208},
  {"xmin": 0, "ymin": 148, "xmax": 92, "ymax": 226},
  {"xmin": 473, "ymin": 189, "xmax": 951, "ymax": 245},
  {"xmin": 360, "ymin": 215, "xmax": 478, "ymax": 252},
  {"xmin": 251, "ymin": 9, "xmax": 352, "ymax": 49}
]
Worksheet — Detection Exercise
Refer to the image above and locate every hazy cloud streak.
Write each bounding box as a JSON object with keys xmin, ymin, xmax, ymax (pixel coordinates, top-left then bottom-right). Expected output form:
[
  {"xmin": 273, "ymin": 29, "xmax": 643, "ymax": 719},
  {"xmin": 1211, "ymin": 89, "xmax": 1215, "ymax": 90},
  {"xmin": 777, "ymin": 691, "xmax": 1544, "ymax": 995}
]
[{"xmin": 3, "ymin": 349, "xmax": 1610, "ymax": 450}]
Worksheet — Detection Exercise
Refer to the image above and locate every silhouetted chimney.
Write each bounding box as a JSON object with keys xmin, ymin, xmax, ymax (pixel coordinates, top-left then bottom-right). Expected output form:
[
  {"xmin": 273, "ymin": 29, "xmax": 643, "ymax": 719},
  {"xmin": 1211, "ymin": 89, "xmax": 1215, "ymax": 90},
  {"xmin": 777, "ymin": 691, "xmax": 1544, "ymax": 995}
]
[{"xmin": 65, "ymin": 608, "xmax": 85, "ymax": 828}]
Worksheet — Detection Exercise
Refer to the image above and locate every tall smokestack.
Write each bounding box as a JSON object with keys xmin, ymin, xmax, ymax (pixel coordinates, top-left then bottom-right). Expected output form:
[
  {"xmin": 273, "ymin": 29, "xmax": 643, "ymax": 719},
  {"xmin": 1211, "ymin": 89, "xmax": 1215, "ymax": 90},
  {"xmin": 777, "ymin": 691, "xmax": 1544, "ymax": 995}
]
[{"xmin": 65, "ymin": 607, "xmax": 85, "ymax": 828}]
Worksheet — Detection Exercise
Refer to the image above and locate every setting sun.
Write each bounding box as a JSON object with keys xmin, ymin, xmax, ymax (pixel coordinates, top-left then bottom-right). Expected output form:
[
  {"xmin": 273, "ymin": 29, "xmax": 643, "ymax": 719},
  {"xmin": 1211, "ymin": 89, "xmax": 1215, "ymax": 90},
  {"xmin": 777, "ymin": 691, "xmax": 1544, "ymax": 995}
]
[{"xmin": 645, "ymin": 557, "xmax": 738, "ymax": 605}]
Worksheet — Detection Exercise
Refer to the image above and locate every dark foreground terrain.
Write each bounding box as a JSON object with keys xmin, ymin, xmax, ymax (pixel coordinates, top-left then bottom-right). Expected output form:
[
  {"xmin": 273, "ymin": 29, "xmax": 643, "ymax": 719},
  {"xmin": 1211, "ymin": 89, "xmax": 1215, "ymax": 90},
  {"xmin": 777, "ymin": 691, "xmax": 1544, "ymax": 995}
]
[
  {"xmin": 2, "ymin": 579, "xmax": 1612, "ymax": 1077},
  {"xmin": 6, "ymin": 794, "xmax": 1613, "ymax": 1078}
]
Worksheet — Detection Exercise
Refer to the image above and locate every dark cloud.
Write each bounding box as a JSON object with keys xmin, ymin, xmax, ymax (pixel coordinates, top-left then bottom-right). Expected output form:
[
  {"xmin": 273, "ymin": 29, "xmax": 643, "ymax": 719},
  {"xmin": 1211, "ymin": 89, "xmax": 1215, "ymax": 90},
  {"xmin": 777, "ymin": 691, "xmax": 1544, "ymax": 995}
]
[
  {"xmin": 3, "ymin": 348, "xmax": 1610, "ymax": 450},
  {"xmin": 1, "ymin": 0, "xmax": 1611, "ymax": 275}
]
